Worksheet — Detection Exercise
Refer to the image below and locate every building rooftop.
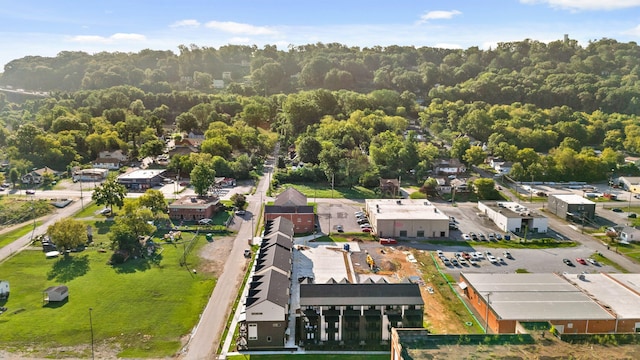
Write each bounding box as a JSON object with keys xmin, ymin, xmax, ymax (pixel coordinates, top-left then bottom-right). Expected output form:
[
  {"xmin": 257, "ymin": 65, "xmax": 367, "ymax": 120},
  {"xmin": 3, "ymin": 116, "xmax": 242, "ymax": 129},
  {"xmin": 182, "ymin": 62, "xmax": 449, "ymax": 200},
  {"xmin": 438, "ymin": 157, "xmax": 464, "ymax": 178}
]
[
  {"xmin": 300, "ymin": 283, "xmax": 423, "ymax": 306},
  {"xmin": 366, "ymin": 199, "xmax": 450, "ymax": 221},
  {"xmin": 551, "ymin": 194, "xmax": 596, "ymax": 205},
  {"xmin": 117, "ymin": 169, "xmax": 165, "ymax": 180},
  {"xmin": 568, "ymin": 273, "xmax": 640, "ymax": 319},
  {"xmin": 461, "ymin": 273, "xmax": 613, "ymax": 321},
  {"xmin": 479, "ymin": 201, "xmax": 544, "ymax": 219},
  {"xmin": 169, "ymin": 195, "xmax": 219, "ymax": 209}
]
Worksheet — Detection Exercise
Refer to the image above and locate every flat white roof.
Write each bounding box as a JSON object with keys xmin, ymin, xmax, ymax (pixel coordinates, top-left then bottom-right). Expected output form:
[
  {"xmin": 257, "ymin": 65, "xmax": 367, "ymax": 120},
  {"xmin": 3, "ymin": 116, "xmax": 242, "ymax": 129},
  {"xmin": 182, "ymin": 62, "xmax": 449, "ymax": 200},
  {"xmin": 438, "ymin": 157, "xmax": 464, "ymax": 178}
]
[
  {"xmin": 569, "ymin": 273, "xmax": 640, "ymax": 319},
  {"xmin": 463, "ymin": 273, "xmax": 613, "ymax": 321},
  {"xmin": 551, "ymin": 194, "xmax": 595, "ymax": 205},
  {"xmin": 117, "ymin": 169, "xmax": 165, "ymax": 180},
  {"xmin": 366, "ymin": 199, "xmax": 449, "ymax": 221}
]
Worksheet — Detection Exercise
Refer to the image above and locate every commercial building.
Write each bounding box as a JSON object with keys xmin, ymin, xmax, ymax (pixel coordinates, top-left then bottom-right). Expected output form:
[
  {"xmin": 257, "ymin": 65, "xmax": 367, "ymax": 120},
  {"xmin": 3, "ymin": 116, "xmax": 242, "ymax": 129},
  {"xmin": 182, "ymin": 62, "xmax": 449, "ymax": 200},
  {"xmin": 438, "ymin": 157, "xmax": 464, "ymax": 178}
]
[
  {"xmin": 477, "ymin": 201, "xmax": 548, "ymax": 234},
  {"xmin": 547, "ymin": 194, "xmax": 596, "ymax": 222},
  {"xmin": 459, "ymin": 273, "xmax": 624, "ymax": 334},
  {"xmin": 264, "ymin": 188, "xmax": 314, "ymax": 234},
  {"xmin": 364, "ymin": 199, "xmax": 449, "ymax": 239},
  {"xmin": 116, "ymin": 169, "xmax": 165, "ymax": 190},
  {"xmin": 168, "ymin": 195, "xmax": 221, "ymax": 222}
]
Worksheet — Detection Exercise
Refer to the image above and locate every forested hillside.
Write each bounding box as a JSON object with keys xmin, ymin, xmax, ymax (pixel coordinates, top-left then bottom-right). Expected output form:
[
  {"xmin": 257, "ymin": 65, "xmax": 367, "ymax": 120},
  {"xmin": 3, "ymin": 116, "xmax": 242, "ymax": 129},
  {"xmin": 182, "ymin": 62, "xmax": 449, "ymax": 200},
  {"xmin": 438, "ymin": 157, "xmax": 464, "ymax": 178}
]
[{"xmin": 0, "ymin": 37, "xmax": 638, "ymax": 187}]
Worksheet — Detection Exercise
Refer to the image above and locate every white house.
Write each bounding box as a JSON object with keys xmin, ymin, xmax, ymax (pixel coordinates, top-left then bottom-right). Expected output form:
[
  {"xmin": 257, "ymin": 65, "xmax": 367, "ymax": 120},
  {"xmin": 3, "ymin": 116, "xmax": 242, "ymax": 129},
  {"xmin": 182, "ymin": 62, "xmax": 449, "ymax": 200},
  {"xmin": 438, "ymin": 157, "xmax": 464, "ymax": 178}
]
[{"xmin": 619, "ymin": 226, "xmax": 640, "ymax": 243}]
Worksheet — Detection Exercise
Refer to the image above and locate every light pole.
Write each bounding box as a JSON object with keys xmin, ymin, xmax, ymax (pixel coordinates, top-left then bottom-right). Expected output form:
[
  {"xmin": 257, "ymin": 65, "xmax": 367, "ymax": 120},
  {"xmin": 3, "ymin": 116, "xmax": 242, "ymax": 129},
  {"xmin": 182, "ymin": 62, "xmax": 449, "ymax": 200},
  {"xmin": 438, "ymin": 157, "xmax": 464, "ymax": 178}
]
[
  {"xmin": 530, "ymin": 174, "xmax": 534, "ymax": 203},
  {"xmin": 484, "ymin": 292, "xmax": 492, "ymax": 334},
  {"xmin": 89, "ymin": 307, "xmax": 95, "ymax": 360}
]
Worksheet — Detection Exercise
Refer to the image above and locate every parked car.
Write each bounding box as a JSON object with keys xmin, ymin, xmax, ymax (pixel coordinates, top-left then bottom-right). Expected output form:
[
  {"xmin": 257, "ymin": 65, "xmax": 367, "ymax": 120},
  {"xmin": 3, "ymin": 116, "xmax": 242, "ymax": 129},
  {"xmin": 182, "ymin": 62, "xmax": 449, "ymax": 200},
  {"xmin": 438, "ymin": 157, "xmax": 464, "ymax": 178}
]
[
  {"xmin": 587, "ymin": 258, "xmax": 600, "ymax": 266},
  {"xmin": 487, "ymin": 255, "xmax": 498, "ymax": 263},
  {"xmin": 462, "ymin": 233, "xmax": 471, "ymax": 241},
  {"xmin": 503, "ymin": 251, "xmax": 513, "ymax": 259},
  {"xmin": 450, "ymin": 258, "xmax": 459, "ymax": 266},
  {"xmin": 495, "ymin": 233, "xmax": 503, "ymax": 240},
  {"xmin": 478, "ymin": 233, "xmax": 487, "ymax": 241},
  {"xmin": 436, "ymin": 250, "xmax": 444, "ymax": 257},
  {"xmin": 359, "ymin": 223, "xmax": 371, "ymax": 229},
  {"xmin": 474, "ymin": 251, "xmax": 484, "ymax": 259},
  {"xmin": 99, "ymin": 208, "xmax": 111, "ymax": 215},
  {"xmin": 336, "ymin": 225, "xmax": 344, "ymax": 232},
  {"xmin": 488, "ymin": 233, "xmax": 496, "ymax": 241},
  {"xmin": 235, "ymin": 210, "xmax": 246, "ymax": 216},
  {"xmin": 563, "ymin": 258, "xmax": 574, "ymax": 266},
  {"xmin": 442, "ymin": 257, "xmax": 451, "ymax": 266},
  {"xmin": 357, "ymin": 218, "xmax": 369, "ymax": 224},
  {"xmin": 612, "ymin": 208, "xmax": 623, "ymax": 212},
  {"xmin": 469, "ymin": 259, "xmax": 479, "ymax": 266},
  {"xmin": 26, "ymin": 190, "xmax": 36, "ymax": 195},
  {"xmin": 362, "ymin": 227, "xmax": 373, "ymax": 233},
  {"xmin": 198, "ymin": 218, "xmax": 212, "ymax": 225},
  {"xmin": 575, "ymin": 258, "xmax": 587, "ymax": 265}
]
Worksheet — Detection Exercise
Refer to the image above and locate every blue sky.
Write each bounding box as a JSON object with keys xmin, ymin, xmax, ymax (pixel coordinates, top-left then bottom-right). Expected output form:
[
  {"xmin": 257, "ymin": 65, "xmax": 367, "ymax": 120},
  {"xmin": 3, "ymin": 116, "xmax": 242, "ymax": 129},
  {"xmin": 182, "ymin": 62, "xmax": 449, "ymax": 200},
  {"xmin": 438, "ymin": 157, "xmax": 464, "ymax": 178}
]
[{"xmin": 1, "ymin": 0, "xmax": 640, "ymax": 68}]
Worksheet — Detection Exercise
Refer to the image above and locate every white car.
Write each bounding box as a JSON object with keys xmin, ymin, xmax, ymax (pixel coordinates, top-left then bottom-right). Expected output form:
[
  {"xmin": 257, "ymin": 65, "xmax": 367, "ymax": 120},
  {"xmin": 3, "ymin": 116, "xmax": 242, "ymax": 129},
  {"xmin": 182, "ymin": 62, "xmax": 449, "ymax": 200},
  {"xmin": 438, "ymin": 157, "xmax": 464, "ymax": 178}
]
[
  {"xmin": 487, "ymin": 255, "xmax": 498, "ymax": 263},
  {"xmin": 198, "ymin": 218, "xmax": 212, "ymax": 225},
  {"xmin": 458, "ymin": 258, "xmax": 468, "ymax": 266},
  {"xmin": 462, "ymin": 233, "xmax": 471, "ymax": 241},
  {"xmin": 436, "ymin": 250, "xmax": 444, "ymax": 257},
  {"xmin": 474, "ymin": 251, "xmax": 484, "ymax": 259},
  {"xmin": 354, "ymin": 211, "xmax": 365, "ymax": 217},
  {"xmin": 359, "ymin": 223, "xmax": 371, "ymax": 229}
]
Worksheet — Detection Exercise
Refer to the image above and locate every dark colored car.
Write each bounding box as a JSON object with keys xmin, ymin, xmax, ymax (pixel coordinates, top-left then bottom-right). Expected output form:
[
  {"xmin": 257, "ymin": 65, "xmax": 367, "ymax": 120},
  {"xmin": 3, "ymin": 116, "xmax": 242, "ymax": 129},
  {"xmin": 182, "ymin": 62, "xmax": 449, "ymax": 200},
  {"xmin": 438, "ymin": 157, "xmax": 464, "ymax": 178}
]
[{"xmin": 563, "ymin": 258, "xmax": 574, "ymax": 266}]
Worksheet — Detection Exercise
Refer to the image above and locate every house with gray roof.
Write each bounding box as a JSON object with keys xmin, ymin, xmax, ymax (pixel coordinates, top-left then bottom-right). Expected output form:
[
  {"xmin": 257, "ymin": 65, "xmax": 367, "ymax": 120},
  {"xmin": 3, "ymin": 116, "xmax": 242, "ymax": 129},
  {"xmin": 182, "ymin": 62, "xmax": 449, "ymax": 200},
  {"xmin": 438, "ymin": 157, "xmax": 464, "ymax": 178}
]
[
  {"xmin": 264, "ymin": 188, "xmax": 315, "ymax": 234},
  {"xmin": 244, "ymin": 270, "xmax": 291, "ymax": 349}
]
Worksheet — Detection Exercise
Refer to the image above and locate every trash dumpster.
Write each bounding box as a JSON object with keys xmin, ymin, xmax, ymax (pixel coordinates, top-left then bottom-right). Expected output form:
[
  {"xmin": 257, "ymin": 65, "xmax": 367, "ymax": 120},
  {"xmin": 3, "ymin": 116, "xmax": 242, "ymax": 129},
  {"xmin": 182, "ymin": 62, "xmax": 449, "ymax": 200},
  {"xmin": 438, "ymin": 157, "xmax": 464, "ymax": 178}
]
[{"xmin": 206, "ymin": 233, "xmax": 213, "ymax": 242}]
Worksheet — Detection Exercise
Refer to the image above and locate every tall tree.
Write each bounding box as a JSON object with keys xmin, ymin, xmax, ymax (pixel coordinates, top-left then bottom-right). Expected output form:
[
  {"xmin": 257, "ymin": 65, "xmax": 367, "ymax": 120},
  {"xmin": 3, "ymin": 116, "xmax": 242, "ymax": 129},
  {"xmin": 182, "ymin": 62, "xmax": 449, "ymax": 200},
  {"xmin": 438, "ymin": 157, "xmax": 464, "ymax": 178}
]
[
  {"xmin": 92, "ymin": 176, "xmax": 127, "ymax": 212},
  {"xmin": 190, "ymin": 163, "xmax": 216, "ymax": 196},
  {"xmin": 47, "ymin": 218, "xmax": 86, "ymax": 255}
]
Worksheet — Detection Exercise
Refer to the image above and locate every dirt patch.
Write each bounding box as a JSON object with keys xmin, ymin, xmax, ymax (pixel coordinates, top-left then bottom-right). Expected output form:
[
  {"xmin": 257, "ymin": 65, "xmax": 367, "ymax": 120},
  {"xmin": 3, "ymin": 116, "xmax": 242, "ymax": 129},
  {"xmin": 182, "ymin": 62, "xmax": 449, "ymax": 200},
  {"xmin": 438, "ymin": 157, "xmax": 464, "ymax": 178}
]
[
  {"xmin": 352, "ymin": 244, "xmax": 470, "ymax": 334},
  {"xmin": 197, "ymin": 235, "xmax": 235, "ymax": 276}
]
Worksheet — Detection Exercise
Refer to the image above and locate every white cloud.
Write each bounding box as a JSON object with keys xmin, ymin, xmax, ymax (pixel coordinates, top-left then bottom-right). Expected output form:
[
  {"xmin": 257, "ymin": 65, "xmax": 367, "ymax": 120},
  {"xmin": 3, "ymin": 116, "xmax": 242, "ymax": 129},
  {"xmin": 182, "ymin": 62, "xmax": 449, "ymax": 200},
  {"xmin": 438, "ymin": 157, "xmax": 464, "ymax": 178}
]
[
  {"xmin": 170, "ymin": 19, "xmax": 201, "ymax": 28},
  {"xmin": 204, "ymin": 21, "xmax": 277, "ymax": 35},
  {"xmin": 623, "ymin": 24, "xmax": 640, "ymax": 36},
  {"xmin": 520, "ymin": 0, "xmax": 640, "ymax": 11},
  {"xmin": 68, "ymin": 33, "xmax": 146, "ymax": 44},
  {"xmin": 418, "ymin": 10, "xmax": 461, "ymax": 24}
]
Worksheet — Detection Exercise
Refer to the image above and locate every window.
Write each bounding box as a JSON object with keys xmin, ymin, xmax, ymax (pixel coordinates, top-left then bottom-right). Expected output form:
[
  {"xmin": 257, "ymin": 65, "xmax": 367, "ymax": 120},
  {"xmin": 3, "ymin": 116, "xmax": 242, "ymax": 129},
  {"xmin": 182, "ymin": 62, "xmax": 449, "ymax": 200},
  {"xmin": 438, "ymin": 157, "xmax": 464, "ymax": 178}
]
[
  {"xmin": 440, "ymin": 231, "xmax": 445, "ymax": 237},
  {"xmin": 248, "ymin": 323, "xmax": 258, "ymax": 340},
  {"xmin": 399, "ymin": 230, "xmax": 407, "ymax": 237},
  {"xmin": 417, "ymin": 230, "xmax": 424, "ymax": 237},
  {"xmin": 273, "ymin": 323, "xmax": 281, "ymax": 327}
]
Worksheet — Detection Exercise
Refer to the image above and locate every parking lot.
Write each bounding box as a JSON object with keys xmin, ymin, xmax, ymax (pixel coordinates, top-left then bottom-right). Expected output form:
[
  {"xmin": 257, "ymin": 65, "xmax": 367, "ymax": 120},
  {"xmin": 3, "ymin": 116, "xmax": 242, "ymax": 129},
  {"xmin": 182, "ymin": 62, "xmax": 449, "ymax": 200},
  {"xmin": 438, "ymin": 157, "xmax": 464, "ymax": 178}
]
[{"xmin": 316, "ymin": 200, "xmax": 366, "ymax": 233}]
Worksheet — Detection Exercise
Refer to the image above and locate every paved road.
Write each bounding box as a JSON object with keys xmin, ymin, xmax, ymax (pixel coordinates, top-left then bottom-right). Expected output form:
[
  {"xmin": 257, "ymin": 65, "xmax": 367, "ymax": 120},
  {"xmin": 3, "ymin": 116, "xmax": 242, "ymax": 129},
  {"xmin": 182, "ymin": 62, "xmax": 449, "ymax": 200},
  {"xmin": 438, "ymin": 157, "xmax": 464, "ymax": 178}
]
[
  {"xmin": 181, "ymin": 158, "xmax": 273, "ymax": 360},
  {"xmin": 0, "ymin": 199, "xmax": 85, "ymax": 263}
]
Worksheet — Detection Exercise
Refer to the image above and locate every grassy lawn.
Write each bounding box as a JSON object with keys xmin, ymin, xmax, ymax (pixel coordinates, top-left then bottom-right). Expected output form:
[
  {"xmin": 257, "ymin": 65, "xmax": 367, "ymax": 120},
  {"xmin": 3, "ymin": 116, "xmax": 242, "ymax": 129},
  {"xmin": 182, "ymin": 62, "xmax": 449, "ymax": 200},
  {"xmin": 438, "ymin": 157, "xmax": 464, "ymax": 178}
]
[
  {"xmin": 0, "ymin": 234, "xmax": 216, "ymax": 358},
  {"xmin": 227, "ymin": 355, "xmax": 389, "ymax": 360},
  {"xmin": 613, "ymin": 242, "xmax": 640, "ymax": 264},
  {"xmin": 591, "ymin": 251, "xmax": 629, "ymax": 273},
  {"xmin": 0, "ymin": 221, "xmax": 42, "ymax": 249},
  {"xmin": 277, "ymin": 183, "xmax": 377, "ymax": 199}
]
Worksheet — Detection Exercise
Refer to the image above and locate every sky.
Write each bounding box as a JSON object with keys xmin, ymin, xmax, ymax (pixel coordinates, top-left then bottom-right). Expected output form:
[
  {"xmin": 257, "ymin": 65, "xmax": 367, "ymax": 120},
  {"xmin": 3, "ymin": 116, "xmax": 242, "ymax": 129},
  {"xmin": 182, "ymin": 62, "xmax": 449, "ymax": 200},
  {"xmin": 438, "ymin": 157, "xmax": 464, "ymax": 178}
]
[{"xmin": 1, "ymin": 0, "xmax": 640, "ymax": 69}]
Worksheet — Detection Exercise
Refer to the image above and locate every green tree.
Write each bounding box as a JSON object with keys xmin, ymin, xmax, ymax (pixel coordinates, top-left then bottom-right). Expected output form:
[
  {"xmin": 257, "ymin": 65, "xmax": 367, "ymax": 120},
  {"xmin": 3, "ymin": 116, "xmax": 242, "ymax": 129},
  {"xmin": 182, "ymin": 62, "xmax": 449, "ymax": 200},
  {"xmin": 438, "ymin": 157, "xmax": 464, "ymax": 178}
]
[
  {"xmin": 8, "ymin": 168, "xmax": 20, "ymax": 187},
  {"xmin": 138, "ymin": 189, "xmax": 168, "ymax": 215},
  {"xmin": 474, "ymin": 178, "xmax": 499, "ymax": 200},
  {"xmin": 47, "ymin": 218, "xmax": 86, "ymax": 255},
  {"xmin": 230, "ymin": 193, "xmax": 247, "ymax": 210},
  {"xmin": 297, "ymin": 136, "xmax": 322, "ymax": 164},
  {"xmin": 463, "ymin": 145, "xmax": 487, "ymax": 166},
  {"xmin": 109, "ymin": 202, "xmax": 156, "ymax": 255},
  {"xmin": 190, "ymin": 163, "xmax": 216, "ymax": 196},
  {"xmin": 92, "ymin": 176, "xmax": 127, "ymax": 212},
  {"xmin": 139, "ymin": 138, "xmax": 166, "ymax": 159},
  {"xmin": 450, "ymin": 137, "xmax": 471, "ymax": 160}
]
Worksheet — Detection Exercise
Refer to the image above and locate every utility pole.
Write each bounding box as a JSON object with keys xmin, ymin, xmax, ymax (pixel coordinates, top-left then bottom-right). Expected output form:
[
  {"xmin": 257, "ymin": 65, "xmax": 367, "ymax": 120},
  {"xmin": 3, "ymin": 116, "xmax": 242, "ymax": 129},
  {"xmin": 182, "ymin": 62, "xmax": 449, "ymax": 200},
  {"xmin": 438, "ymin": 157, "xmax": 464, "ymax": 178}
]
[{"xmin": 89, "ymin": 307, "xmax": 95, "ymax": 360}]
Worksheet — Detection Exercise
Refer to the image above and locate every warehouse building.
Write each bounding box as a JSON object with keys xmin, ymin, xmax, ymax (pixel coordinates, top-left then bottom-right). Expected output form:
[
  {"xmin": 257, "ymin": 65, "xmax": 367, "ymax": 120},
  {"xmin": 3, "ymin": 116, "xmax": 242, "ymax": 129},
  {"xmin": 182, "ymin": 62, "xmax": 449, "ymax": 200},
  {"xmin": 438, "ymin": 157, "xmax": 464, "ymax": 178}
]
[
  {"xmin": 547, "ymin": 194, "xmax": 596, "ymax": 222},
  {"xmin": 364, "ymin": 199, "xmax": 449, "ymax": 239},
  {"xmin": 477, "ymin": 201, "xmax": 548, "ymax": 234}
]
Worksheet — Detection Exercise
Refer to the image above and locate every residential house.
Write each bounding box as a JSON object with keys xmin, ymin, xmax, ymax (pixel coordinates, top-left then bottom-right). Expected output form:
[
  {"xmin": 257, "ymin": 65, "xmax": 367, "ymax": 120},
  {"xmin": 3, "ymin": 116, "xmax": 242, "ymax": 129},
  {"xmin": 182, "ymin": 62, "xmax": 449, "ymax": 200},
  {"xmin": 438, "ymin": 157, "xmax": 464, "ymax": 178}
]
[
  {"xmin": 92, "ymin": 157, "xmax": 122, "ymax": 170},
  {"xmin": 299, "ymin": 281, "xmax": 423, "ymax": 346},
  {"xmin": 98, "ymin": 149, "xmax": 128, "ymax": 162},
  {"xmin": 619, "ymin": 226, "xmax": 640, "ymax": 243},
  {"xmin": 21, "ymin": 167, "xmax": 59, "ymax": 184},
  {"xmin": 380, "ymin": 178, "xmax": 400, "ymax": 198},
  {"xmin": 434, "ymin": 159, "xmax": 466, "ymax": 176}
]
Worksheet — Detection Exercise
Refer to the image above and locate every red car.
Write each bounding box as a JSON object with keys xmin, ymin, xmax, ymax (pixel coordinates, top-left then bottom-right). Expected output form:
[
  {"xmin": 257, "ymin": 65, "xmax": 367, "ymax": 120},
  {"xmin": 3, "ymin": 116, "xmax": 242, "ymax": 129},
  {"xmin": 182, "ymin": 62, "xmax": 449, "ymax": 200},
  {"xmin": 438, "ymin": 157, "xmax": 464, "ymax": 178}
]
[
  {"xmin": 576, "ymin": 258, "xmax": 587, "ymax": 265},
  {"xmin": 362, "ymin": 227, "xmax": 373, "ymax": 233}
]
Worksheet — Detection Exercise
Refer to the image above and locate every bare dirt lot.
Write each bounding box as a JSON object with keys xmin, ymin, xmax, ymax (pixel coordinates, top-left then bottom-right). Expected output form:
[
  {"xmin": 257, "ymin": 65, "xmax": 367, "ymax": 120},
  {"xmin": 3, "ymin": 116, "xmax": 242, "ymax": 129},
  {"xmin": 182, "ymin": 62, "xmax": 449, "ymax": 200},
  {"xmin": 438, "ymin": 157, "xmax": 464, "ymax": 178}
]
[{"xmin": 351, "ymin": 239, "xmax": 471, "ymax": 334}]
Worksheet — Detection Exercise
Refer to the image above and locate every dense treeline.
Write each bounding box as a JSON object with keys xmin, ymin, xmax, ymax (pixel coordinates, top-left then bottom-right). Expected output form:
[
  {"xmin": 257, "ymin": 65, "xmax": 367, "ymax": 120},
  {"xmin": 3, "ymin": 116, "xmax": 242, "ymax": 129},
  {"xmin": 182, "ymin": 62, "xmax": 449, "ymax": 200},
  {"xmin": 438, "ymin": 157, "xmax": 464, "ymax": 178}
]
[
  {"xmin": 0, "ymin": 38, "xmax": 639, "ymax": 187},
  {"xmin": 3, "ymin": 38, "xmax": 640, "ymax": 115}
]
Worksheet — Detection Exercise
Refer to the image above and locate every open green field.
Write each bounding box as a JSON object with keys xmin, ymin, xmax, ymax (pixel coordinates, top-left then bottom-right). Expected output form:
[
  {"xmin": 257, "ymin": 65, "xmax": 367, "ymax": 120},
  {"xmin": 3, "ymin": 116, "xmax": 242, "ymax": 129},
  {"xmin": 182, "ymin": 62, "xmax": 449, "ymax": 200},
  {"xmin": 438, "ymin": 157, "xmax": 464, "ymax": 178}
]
[
  {"xmin": 278, "ymin": 183, "xmax": 377, "ymax": 199},
  {"xmin": 0, "ymin": 234, "xmax": 215, "ymax": 358},
  {"xmin": 0, "ymin": 221, "xmax": 41, "ymax": 249}
]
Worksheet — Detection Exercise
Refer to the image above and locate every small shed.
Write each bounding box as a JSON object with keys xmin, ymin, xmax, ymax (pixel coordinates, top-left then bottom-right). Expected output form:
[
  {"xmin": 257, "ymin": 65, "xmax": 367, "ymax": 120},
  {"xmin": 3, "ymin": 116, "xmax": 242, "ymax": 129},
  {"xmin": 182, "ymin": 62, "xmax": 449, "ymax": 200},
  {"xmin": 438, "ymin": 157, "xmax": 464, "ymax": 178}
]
[
  {"xmin": 0, "ymin": 280, "xmax": 9, "ymax": 300},
  {"xmin": 43, "ymin": 285, "xmax": 69, "ymax": 304}
]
